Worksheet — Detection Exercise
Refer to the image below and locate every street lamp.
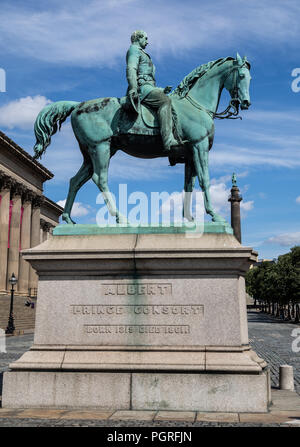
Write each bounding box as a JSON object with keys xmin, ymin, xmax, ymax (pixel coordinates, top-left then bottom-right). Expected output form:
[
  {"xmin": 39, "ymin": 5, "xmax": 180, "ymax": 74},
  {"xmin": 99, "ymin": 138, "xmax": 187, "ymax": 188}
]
[{"xmin": 5, "ymin": 273, "xmax": 17, "ymax": 335}]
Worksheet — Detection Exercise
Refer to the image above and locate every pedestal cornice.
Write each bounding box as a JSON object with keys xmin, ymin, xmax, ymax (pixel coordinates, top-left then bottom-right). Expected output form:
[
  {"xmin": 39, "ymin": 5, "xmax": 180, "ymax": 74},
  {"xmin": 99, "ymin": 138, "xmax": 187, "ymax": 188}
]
[{"xmin": 22, "ymin": 232, "xmax": 258, "ymax": 277}]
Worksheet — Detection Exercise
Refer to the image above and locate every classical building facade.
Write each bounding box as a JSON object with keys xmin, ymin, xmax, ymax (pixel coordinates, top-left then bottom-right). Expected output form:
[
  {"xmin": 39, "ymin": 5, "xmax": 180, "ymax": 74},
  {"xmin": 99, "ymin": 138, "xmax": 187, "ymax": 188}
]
[{"xmin": 0, "ymin": 130, "xmax": 63, "ymax": 297}]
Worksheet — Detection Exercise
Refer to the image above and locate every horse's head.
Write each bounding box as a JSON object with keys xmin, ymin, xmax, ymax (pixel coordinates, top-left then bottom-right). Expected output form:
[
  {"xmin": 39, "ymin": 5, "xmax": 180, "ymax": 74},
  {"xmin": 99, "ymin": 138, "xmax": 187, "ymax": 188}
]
[{"xmin": 224, "ymin": 53, "xmax": 251, "ymax": 111}]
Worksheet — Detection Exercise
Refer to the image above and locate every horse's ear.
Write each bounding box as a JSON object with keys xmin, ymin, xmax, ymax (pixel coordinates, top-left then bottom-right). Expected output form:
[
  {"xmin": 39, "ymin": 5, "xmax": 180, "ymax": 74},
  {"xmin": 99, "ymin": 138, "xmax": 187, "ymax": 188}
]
[
  {"xmin": 236, "ymin": 52, "xmax": 243, "ymax": 64},
  {"xmin": 243, "ymin": 55, "xmax": 251, "ymax": 69}
]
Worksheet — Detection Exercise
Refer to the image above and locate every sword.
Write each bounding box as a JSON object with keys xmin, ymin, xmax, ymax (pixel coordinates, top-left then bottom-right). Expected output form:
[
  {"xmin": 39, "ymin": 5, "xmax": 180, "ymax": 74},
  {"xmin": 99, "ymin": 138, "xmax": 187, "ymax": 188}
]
[{"xmin": 129, "ymin": 91, "xmax": 140, "ymax": 114}]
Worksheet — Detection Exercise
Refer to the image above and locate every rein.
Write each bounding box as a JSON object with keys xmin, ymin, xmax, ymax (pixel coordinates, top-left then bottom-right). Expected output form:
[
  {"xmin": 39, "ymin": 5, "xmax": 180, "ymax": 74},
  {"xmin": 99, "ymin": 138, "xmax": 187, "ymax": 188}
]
[{"xmin": 184, "ymin": 63, "xmax": 247, "ymax": 120}]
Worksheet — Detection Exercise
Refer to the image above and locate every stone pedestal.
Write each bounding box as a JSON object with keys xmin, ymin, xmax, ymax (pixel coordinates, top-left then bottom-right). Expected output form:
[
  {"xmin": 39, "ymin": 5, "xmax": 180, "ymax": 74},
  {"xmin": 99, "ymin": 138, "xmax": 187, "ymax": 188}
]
[{"xmin": 2, "ymin": 225, "xmax": 270, "ymax": 412}]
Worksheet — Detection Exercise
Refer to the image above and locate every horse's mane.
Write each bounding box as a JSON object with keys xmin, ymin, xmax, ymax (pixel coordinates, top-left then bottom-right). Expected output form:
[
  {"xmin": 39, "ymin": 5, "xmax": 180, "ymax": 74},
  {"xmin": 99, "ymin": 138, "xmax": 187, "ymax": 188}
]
[{"xmin": 172, "ymin": 57, "xmax": 234, "ymax": 98}]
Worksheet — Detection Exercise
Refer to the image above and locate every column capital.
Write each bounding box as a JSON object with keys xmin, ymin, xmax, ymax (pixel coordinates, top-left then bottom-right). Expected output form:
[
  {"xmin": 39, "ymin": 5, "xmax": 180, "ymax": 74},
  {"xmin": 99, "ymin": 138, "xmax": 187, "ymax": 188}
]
[
  {"xmin": 41, "ymin": 220, "xmax": 51, "ymax": 232},
  {"xmin": 228, "ymin": 186, "xmax": 242, "ymax": 203},
  {"xmin": 22, "ymin": 188, "xmax": 35, "ymax": 204},
  {"xmin": 0, "ymin": 171, "xmax": 14, "ymax": 191},
  {"xmin": 10, "ymin": 182, "xmax": 25, "ymax": 199},
  {"xmin": 32, "ymin": 194, "xmax": 44, "ymax": 208}
]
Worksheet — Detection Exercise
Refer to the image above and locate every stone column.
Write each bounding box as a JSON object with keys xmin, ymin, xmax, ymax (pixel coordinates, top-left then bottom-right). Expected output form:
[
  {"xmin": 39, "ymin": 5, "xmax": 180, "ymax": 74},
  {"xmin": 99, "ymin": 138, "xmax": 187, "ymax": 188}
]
[
  {"xmin": 7, "ymin": 184, "xmax": 23, "ymax": 292},
  {"xmin": 18, "ymin": 190, "xmax": 33, "ymax": 295},
  {"xmin": 28, "ymin": 195, "xmax": 43, "ymax": 296},
  {"xmin": 41, "ymin": 219, "xmax": 51, "ymax": 242},
  {"xmin": 0, "ymin": 176, "xmax": 12, "ymax": 294},
  {"xmin": 228, "ymin": 181, "xmax": 242, "ymax": 243}
]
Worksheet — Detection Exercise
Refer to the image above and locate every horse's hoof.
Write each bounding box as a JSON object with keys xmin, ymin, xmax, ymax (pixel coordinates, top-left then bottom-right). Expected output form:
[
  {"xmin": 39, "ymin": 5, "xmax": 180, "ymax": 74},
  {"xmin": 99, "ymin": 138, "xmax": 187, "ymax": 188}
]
[
  {"xmin": 62, "ymin": 213, "xmax": 76, "ymax": 225},
  {"xmin": 184, "ymin": 215, "xmax": 195, "ymax": 222},
  {"xmin": 212, "ymin": 214, "xmax": 227, "ymax": 223},
  {"xmin": 116, "ymin": 216, "xmax": 129, "ymax": 225}
]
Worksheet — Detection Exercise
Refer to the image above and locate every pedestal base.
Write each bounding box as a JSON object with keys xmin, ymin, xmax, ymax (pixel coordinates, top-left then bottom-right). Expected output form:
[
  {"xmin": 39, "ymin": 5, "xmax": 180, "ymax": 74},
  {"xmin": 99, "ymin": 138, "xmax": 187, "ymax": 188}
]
[
  {"xmin": 3, "ymin": 369, "xmax": 270, "ymax": 412},
  {"xmin": 2, "ymin": 229, "xmax": 270, "ymax": 412}
]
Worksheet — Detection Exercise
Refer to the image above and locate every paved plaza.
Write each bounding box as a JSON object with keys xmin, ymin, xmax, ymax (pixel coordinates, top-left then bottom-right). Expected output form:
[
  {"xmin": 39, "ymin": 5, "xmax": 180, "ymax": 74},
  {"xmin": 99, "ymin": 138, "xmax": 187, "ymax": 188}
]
[
  {"xmin": 0, "ymin": 310, "xmax": 299, "ymax": 427},
  {"xmin": 248, "ymin": 310, "xmax": 300, "ymax": 393}
]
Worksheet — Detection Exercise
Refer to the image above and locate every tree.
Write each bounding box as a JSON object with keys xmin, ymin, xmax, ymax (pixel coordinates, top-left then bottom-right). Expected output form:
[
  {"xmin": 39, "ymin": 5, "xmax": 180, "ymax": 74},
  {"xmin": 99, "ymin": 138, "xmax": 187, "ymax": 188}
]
[{"xmin": 245, "ymin": 246, "xmax": 300, "ymax": 318}]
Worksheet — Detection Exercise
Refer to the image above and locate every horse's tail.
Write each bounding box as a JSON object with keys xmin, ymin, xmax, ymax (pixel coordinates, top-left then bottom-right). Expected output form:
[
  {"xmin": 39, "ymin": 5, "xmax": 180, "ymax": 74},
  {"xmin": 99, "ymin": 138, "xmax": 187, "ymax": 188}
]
[{"xmin": 33, "ymin": 100, "xmax": 79, "ymax": 160}]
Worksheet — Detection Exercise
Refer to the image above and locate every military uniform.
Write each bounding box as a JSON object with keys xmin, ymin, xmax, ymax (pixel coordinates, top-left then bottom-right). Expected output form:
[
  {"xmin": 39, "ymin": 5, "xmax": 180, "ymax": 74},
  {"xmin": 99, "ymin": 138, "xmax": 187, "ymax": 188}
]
[{"xmin": 126, "ymin": 43, "xmax": 177, "ymax": 151}]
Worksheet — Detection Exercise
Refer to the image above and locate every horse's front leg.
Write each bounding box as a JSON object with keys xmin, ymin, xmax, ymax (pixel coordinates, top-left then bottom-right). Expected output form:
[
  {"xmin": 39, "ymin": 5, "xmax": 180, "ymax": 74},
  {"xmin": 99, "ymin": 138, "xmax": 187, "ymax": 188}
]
[
  {"xmin": 183, "ymin": 160, "xmax": 196, "ymax": 221},
  {"xmin": 192, "ymin": 139, "xmax": 227, "ymax": 223}
]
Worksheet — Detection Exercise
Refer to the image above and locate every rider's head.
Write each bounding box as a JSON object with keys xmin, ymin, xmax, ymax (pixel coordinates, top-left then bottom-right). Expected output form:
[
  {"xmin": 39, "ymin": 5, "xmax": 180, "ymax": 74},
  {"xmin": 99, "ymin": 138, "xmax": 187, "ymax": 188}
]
[{"xmin": 131, "ymin": 30, "xmax": 148, "ymax": 49}]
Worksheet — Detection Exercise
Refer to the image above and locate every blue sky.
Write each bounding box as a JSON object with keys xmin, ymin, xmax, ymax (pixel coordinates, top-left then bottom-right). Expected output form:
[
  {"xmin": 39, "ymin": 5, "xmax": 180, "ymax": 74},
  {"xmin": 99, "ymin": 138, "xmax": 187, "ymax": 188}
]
[{"xmin": 0, "ymin": 0, "xmax": 299, "ymax": 259}]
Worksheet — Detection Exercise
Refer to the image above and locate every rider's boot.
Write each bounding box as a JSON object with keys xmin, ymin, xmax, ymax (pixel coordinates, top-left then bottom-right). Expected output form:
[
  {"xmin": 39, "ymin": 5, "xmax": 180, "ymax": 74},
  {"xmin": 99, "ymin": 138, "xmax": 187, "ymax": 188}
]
[{"xmin": 157, "ymin": 103, "xmax": 180, "ymax": 153}]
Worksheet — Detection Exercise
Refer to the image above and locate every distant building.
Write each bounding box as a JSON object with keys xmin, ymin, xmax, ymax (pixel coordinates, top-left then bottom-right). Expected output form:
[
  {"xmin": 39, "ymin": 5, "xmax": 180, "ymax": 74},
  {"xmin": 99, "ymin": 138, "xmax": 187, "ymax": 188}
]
[
  {"xmin": 0, "ymin": 130, "xmax": 63, "ymax": 297},
  {"xmin": 252, "ymin": 258, "xmax": 277, "ymax": 267}
]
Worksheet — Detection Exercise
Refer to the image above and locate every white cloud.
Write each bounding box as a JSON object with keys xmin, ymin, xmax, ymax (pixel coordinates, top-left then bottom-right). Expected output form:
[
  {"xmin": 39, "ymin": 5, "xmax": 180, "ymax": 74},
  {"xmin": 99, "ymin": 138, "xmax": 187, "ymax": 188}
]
[
  {"xmin": 211, "ymin": 144, "xmax": 300, "ymax": 168},
  {"xmin": 209, "ymin": 182, "xmax": 230, "ymax": 214},
  {"xmin": 0, "ymin": 1, "xmax": 299, "ymax": 66},
  {"xmin": 245, "ymin": 109, "xmax": 300, "ymax": 124},
  {"xmin": 157, "ymin": 185, "xmax": 228, "ymax": 220},
  {"xmin": 296, "ymin": 196, "xmax": 300, "ymax": 204},
  {"xmin": 156, "ymin": 175, "xmax": 253, "ymax": 223},
  {"xmin": 241, "ymin": 200, "xmax": 254, "ymax": 211},
  {"xmin": 0, "ymin": 96, "xmax": 52, "ymax": 129},
  {"xmin": 266, "ymin": 232, "xmax": 300, "ymax": 247},
  {"xmin": 209, "ymin": 181, "xmax": 253, "ymax": 215},
  {"xmin": 57, "ymin": 199, "xmax": 91, "ymax": 217}
]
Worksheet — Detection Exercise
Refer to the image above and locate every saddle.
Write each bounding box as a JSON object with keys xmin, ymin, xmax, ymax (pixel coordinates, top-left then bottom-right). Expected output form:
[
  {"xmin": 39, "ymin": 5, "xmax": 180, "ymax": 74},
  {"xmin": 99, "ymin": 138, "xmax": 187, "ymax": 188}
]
[
  {"xmin": 117, "ymin": 96, "xmax": 186, "ymax": 166},
  {"xmin": 118, "ymin": 96, "xmax": 181, "ymax": 140}
]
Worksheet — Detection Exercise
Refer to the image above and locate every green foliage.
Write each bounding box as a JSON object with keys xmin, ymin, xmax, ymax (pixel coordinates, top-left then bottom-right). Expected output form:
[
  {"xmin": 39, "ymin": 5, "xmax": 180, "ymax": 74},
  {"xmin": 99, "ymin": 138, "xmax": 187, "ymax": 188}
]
[{"xmin": 245, "ymin": 246, "xmax": 300, "ymax": 304}]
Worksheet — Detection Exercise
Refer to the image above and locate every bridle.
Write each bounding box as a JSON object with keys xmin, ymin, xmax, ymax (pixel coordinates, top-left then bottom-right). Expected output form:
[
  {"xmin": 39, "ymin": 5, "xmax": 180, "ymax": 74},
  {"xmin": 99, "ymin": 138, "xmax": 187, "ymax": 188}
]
[{"xmin": 185, "ymin": 62, "xmax": 249, "ymax": 120}]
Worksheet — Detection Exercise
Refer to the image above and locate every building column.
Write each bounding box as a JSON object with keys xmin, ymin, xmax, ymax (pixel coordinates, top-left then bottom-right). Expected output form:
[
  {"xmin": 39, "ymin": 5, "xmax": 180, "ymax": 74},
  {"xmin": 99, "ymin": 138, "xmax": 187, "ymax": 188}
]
[
  {"xmin": 41, "ymin": 219, "xmax": 51, "ymax": 242},
  {"xmin": 228, "ymin": 173, "xmax": 243, "ymax": 243},
  {"xmin": 18, "ymin": 191, "xmax": 33, "ymax": 295},
  {"xmin": 0, "ymin": 176, "xmax": 12, "ymax": 294},
  {"xmin": 7, "ymin": 185, "xmax": 23, "ymax": 292},
  {"xmin": 28, "ymin": 195, "xmax": 43, "ymax": 297}
]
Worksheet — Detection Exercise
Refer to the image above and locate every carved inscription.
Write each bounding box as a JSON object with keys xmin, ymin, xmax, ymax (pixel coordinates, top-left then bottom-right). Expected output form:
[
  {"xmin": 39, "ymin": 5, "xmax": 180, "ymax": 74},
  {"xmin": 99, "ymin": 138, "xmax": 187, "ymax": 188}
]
[
  {"xmin": 102, "ymin": 283, "xmax": 172, "ymax": 296},
  {"xmin": 71, "ymin": 277, "xmax": 203, "ymax": 337},
  {"xmin": 84, "ymin": 325, "xmax": 191, "ymax": 334},
  {"xmin": 71, "ymin": 305, "xmax": 204, "ymax": 316}
]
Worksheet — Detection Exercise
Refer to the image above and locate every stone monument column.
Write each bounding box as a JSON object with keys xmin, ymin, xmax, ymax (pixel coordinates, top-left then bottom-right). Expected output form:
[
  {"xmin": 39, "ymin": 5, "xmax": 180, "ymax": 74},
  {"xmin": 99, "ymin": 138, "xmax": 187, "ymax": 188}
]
[
  {"xmin": 228, "ymin": 173, "xmax": 242, "ymax": 243},
  {"xmin": 6, "ymin": 184, "xmax": 23, "ymax": 292},
  {"xmin": 28, "ymin": 195, "xmax": 43, "ymax": 296},
  {"xmin": 0, "ymin": 176, "xmax": 12, "ymax": 294},
  {"xmin": 18, "ymin": 190, "xmax": 33, "ymax": 295}
]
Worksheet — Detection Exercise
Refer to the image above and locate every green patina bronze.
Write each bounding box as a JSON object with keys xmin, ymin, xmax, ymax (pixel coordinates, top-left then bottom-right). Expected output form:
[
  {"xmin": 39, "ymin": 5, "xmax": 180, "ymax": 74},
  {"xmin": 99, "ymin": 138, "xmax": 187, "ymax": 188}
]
[
  {"xmin": 232, "ymin": 172, "xmax": 237, "ymax": 187},
  {"xmin": 33, "ymin": 32, "xmax": 251, "ymax": 227},
  {"xmin": 53, "ymin": 222, "xmax": 233, "ymax": 236}
]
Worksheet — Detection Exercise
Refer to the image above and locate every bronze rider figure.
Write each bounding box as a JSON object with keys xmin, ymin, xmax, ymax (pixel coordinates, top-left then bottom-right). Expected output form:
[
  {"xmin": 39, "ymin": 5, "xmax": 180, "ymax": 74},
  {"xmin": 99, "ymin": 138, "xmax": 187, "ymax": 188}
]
[{"xmin": 126, "ymin": 30, "xmax": 179, "ymax": 152}]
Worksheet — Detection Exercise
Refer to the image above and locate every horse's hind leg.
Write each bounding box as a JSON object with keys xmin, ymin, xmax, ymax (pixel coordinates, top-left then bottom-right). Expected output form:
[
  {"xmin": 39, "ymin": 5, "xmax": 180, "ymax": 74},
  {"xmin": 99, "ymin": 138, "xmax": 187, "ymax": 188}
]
[
  {"xmin": 62, "ymin": 149, "xmax": 93, "ymax": 224},
  {"xmin": 183, "ymin": 160, "xmax": 196, "ymax": 221},
  {"xmin": 90, "ymin": 140, "xmax": 128, "ymax": 224}
]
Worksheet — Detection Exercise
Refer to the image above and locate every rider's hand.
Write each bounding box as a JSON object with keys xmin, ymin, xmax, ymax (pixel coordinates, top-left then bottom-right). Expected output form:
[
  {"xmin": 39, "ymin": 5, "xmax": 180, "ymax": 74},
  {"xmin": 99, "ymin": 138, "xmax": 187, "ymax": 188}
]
[
  {"xmin": 164, "ymin": 86, "xmax": 172, "ymax": 94},
  {"xmin": 128, "ymin": 89, "xmax": 138, "ymax": 100}
]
